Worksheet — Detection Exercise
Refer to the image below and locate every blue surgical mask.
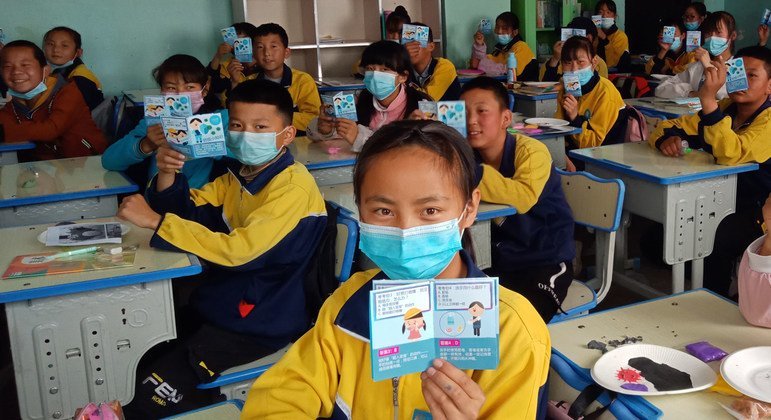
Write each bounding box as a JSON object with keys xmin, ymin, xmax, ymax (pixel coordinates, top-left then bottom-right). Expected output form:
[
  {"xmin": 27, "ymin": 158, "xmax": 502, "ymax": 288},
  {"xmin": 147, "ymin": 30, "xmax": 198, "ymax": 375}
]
[
  {"xmin": 226, "ymin": 127, "xmax": 288, "ymax": 166},
  {"xmin": 358, "ymin": 212, "xmax": 466, "ymax": 280},
  {"xmin": 364, "ymin": 70, "xmax": 398, "ymax": 101},
  {"xmin": 8, "ymin": 77, "xmax": 48, "ymax": 100},
  {"xmin": 601, "ymin": 18, "xmax": 615, "ymax": 30},
  {"xmin": 670, "ymin": 37, "xmax": 682, "ymax": 51},
  {"xmin": 49, "ymin": 59, "xmax": 74, "ymax": 71},
  {"xmin": 496, "ymin": 33, "xmax": 513, "ymax": 45},
  {"xmin": 684, "ymin": 21, "xmax": 700, "ymax": 31},
  {"xmin": 703, "ymin": 36, "xmax": 729, "ymax": 56},
  {"xmin": 566, "ymin": 65, "xmax": 595, "ymax": 87}
]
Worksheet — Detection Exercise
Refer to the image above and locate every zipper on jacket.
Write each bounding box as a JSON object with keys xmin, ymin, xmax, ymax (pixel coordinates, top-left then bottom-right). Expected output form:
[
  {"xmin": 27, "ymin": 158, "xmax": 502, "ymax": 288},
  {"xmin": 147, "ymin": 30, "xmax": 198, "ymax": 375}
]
[{"xmin": 392, "ymin": 376, "xmax": 400, "ymax": 420}]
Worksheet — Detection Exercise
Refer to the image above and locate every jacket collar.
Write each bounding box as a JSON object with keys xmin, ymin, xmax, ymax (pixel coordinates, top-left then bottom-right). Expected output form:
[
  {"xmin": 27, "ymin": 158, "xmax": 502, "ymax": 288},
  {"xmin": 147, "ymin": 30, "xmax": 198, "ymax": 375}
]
[
  {"xmin": 224, "ymin": 147, "xmax": 295, "ymax": 195},
  {"xmin": 334, "ymin": 251, "xmax": 485, "ymax": 342},
  {"xmin": 724, "ymin": 98, "xmax": 771, "ymax": 130},
  {"xmin": 257, "ymin": 63, "xmax": 293, "ymax": 88},
  {"xmin": 52, "ymin": 57, "xmax": 84, "ymax": 79},
  {"xmin": 492, "ymin": 34, "xmax": 522, "ymax": 56},
  {"xmin": 581, "ymin": 72, "xmax": 601, "ymax": 96},
  {"xmin": 11, "ymin": 75, "xmax": 67, "ymax": 119},
  {"xmin": 604, "ymin": 25, "xmax": 619, "ymax": 37}
]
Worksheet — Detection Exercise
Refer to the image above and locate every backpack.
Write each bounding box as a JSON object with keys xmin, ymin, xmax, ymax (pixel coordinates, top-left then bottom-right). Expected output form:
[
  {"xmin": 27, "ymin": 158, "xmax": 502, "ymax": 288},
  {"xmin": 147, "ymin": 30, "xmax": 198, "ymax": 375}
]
[
  {"xmin": 302, "ymin": 201, "xmax": 342, "ymax": 323},
  {"xmin": 608, "ymin": 74, "xmax": 652, "ymax": 99},
  {"xmin": 623, "ymin": 105, "xmax": 648, "ymax": 143}
]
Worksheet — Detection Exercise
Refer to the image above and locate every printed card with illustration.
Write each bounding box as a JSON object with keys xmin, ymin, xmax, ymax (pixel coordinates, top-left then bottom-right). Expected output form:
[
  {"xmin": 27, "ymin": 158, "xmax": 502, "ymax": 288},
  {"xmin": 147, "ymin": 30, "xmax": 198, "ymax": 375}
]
[
  {"xmin": 234, "ymin": 37, "xmax": 253, "ymax": 63},
  {"xmin": 321, "ymin": 92, "xmax": 358, "ymax": 121},
  {"xmin": 418, "ymin": 100, "xmax": 467, "ymax": 136},
  {"xmin": 143, "ymin": 95, "xmax": 167, "ymax": 126},
  {"xmin": 592, "ymin": 15, "xmax": 603, "ymax": 27},
  {"xmin": 561, "ymin": 28, "xmax": 587, "ymax": 42},
  {"xmin": 479, "ymin": 19, "xmax": 492, "ymax": 35},
  {"xmin": 369, "ymin": 278, "xmax": 500, "ymax": 381},
  {"xmin": 45, "ymin": 223, "xmax": 122, "ymax": 246},
  {"xmin": 0, "ymin": 28, "xmax": 6, "ymax": 44},
  {"xmin": 162, "ymin": 113, "xmax": 227, "ymax": 159},
  {"xmin": 3, "ymin": 246, "xmax": 138, "ymax": 280},
  {"xmin": 726, "ymin": 58, "xmax": 749, "ymax": 94},
  {"xmin": 221, "ymin": 26, "xmax": 238, "ymax": 45},
  {"xmin": 686, "ymin": 31, "xmax": 701, "ymax": 52},
  {"xmin": 163, "ymin": 94, "xmax": 194, "ymax": 118},
  {"xmin": 401, "ymin": 24, "xmax": 429, "ymax": 47},
  {"xmin": 762, "ymin": 8, "xmax": 771, "ymax": 26},
  {"xmin": 563, "ymin": 72, "xmax": 583, "ymax": 97},
  {"xmin": 662, "ymin": 26, "xmax": 676, "ymax": 44}
]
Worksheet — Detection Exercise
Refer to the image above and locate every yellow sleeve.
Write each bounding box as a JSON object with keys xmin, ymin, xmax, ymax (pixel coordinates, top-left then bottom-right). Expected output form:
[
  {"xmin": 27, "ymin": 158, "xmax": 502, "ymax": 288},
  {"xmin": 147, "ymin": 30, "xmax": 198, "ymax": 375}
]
[
  {"xmin": 514, "ymin": 41, "xmax": 536, "ymax": 76},
  {"xmin": 424, "ymin": 58, "xmax": 458, "ymax": 101},
  {"xmin": 644, "ymin": 57, "xmax": 657, "ymax": 74},
  {"xmin": 703, "ymin": 108, "xmax": 771, "ymax": 165},
  {"xmin": 647, "ymin": 113, "xmax": 701, "ymax": 149},
  {"xmin": 290, "ymin": 70, "xmax": 321, "ymax": 131},
  {"xmin": 69, "ymin": 64, "xmax": 102, "ymax": 89},
  {"xmin": 597, "ymin": 57, "xmax": 609, "ymax": 79},
  {"xmin": 605, "ymin": 31, "xmax": 629, "ymax": 68},
  {"xmin": 672, "ymin": 52, "xmax": 697, "ymax": 75},
  {"xmin": 479, "ymin": 136, "xmax": 552, "ymax": 213}
]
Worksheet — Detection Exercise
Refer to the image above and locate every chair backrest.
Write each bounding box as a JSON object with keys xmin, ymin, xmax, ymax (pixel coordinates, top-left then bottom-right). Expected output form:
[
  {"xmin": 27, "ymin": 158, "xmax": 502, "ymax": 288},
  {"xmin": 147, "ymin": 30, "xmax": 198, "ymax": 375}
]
[
  {"xmin": 91, "ymin": 96, "xmax": 117, "ymax": 142},
  {"xmin": 557, "ymin": 169, "xmax": 624, "ymax": 233},
  {"xmin": 335, "ymin": 213, "xmax": 359, "ymax": 282}
]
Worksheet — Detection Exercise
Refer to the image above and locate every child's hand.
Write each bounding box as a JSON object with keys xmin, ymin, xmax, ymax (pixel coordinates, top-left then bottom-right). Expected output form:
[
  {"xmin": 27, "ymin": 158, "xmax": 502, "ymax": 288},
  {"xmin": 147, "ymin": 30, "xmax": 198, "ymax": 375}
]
[
  {"xmin": 698, "ymin": 57, "xmax": 725, "ymax": 114},
  {"xmin": 562, "ymin": 95, "xmax": 579, "ymax": 121},
  {"xmin": 335, "ymin": 119, "xmax": 359, "ymax": 144},
  {"xmin": 597, "ymin": 28, "xmax": 607, "ymax": 40},
  {"xmin": 657, "ymin": 37, "xmax": 672, "ymax": 56},
  {"xmin": 658, "ymin": 136, "xmax": 684, "ymax": 157},
  {"xmin": 759, "ymin": 25, "xmax": 769, "ymax": 47},
  {"xmin": 317, "ymin": 105, "xmax": 336, "ymax": 135},
  {"xmin": 141, "ymin": 124, "xmax": 167, "ymax": 154},
  {"xmin": 156, "ymin": 146, "xmax": 186, "ymax": 174},
  {"xmin": 117, "ymin": 194, "xmax": 161, "ymax": 230},
  {"xmin": 421, "ymin": 359, "xmax": 485, "ymax": 420},
  {"xmin": 405, "ymin": 41, "xmax": 421, "ymax": 59},
  {"xmin": 227, "ymin": 60, "xmax": 246, "ymax": 84},
  {"xmin": 215, "ymin": 42, "xmax": 233, "ymax": 59},
  {"xmin": 695, "ymin": 47, "xmax": 714, "ymax": 69},
  {"xmin": 565, "ymin": 156, "xmax": 577, "ymax": 172},
  {"xmin": 473, "ymin": 31, "xmax": 485, "ymax": 46},
  {"xmin": 549, "ymin": 41, "xmax": 564, "ymax": 66}
]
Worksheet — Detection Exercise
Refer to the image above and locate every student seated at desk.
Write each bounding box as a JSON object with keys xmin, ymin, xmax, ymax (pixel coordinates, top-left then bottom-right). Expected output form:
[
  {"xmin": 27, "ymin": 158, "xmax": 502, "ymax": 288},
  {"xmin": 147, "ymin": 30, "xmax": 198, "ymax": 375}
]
[
  {"xmin": 208, "ymin": 21, "xmax": 258, "ymax": 107},
  {"xmin": 594, "ymin": 0, "xmax": 630, "ymax": 71},
  {"xmin": 470, "ymin": 12, "xmax": 539, "ymax": 81},
  {"xmin": 307, "ymin": 40, "xmax": 431, "ymax": 152},
  {"xmin": 738, "ymin": 194, "xmax": 771, "ymax": 328},
  {"xmin": 541, "ymin": 17, "xmax": 609, "ymax": 82},
  {"xmin": 102, "ymin": 54, "xmax": 224, "ymax": 190},
  {"xmin": 649, "ymin": 46, "xmax": 771, "ymax": 298},
  {"xmin": 656, "ymin": 11, "xmax": 736, "ymax": 99},
  {"xmin": 0, "ymin": 40, "xmax": 106, "ymax": 160},
  {"xmin": 555, "ymin": 37, "xmax": 626, "ymax": 151},
  {"xmin": 42, "ymin": 26, "xmax": 104, "ymax": 111},
  {"xmin": 645, "ymin": 19, "xmax": 697, "ymax": 76},
  {"xmin": 117, "ymin": 79, "xmax": 327, "ymax": 417},
  {"xmin": 229, "ymin": 23, "xmax": 320, "ymax": 132},
  {"xmin": 406, "ymin": 22, "xmax": 461, "ymax": 101},
  {"xmin": 462, "ymin": 77, "xmax": 575, "ymax": 322},
  {"xmin": 241, "ymin": 120, "xmax": 550, "ymax": 419},
  {"xmin": 682, "ymin": 2, "xmax": 708, "ymax": 33}
]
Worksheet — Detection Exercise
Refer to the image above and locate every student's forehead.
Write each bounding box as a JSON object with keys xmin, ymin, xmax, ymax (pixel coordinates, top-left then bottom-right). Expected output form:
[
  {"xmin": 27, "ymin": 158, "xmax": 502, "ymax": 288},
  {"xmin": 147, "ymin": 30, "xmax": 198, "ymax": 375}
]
[
  {"xmin": 362, "ymin": 147, "xmax": 462, "ymax": 195},
  {"xmin": 2, "ymin": 47, "xmax": 37, "ymax": 62},
  {"xmin": 743, "ymin": 57, "xmax": 769, "ymax": 74},
  {"xmin": 255, "ymin": 34, "xmax": 283, "ymax": 43},
  {"xmin": 230, "ymin": 102, "xmax": 282, "ymax": 119},
  {"xmin": 47, "ymin": 31, "xmax": 75, "ymax": 42}
]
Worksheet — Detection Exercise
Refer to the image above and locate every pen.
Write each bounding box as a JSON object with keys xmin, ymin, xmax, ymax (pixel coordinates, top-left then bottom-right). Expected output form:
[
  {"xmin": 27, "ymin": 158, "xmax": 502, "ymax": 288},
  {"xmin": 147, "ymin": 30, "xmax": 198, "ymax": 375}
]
[{"xmin": 50, "ymin": 246, "xmax": 98, "ymax": 260}]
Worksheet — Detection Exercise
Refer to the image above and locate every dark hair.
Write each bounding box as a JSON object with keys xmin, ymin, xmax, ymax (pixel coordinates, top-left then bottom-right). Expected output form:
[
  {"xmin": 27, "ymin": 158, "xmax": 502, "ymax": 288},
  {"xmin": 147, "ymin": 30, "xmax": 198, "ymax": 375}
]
[
  {"xmin": 254, "ymin": 23, "xmax": 289, "ymax": 48},
  {"xmin": 232, "ymin": 22, "xmax": 258, "ymax": 38},
  {"xmin": 469, "ymin": 301, "xmax": 483, "ymax": 309},
  {"xmin": 595, "ymin": 0, "xmax": 617, "ymax": 14},
  {"xmin": 152, "ymin": 54, "xmax": 208, "ymax": 87},
  {"xmin": 353, "ymin": 120, "xmax": 477, "ymax": 205},
  {"xmin": 360, "ymin": 40, "xmax": 413, "ymax": 76},
  {"xmin": 386, "ymin": 6, "xmax": 411, "ymax": 35},
  {"xmin": 701, "ymin": 11, "xmax": 736, "ymax": 53},
  {"xmin": 561, "ymin": 36, "xmax": 596, "ymax": 63},
  {"xmin": 189, "ymin": 118, "xmax": 203, "ymax": 124},
  {"xmin": 496, "ymin": 12, "xmax": 520, "ymax": 31},
  {"xmin": 684, "ymin": 2, "xmax": 708, "ymax": 19},
  {"xmin": 227, "ymin": 79, "xmax": 294, "ymax": 125},
  {"xmin": 659, "ymin": 18, "xmax": 686, "ymax": 36},
  {"xmin": 0, "ymin": 40, "xmax": 47, "ymax": 67},
  {"xmin": 43, "ymin": 26, "xmax": 82, "ymax": 49},
  {"xmin": 736, "ymin": 46, "xmax": 771, "ymax": 78},
  {"xmin": 567, "ymin": 17, "xmax": 598, "ymax": 40},
  {"xmin": 410, "ymin": 21, "xmax": 434, "ymax": 43},
  {"xmin": 461, "ymin": 76, "xmax": 510, "ymax": 110}
]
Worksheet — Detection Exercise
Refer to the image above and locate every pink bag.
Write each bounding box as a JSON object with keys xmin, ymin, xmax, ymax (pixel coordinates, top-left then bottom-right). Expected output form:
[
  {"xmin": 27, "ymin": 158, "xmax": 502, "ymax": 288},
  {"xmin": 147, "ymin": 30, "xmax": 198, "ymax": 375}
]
[
  {"xmin": 738, "ymin": 236, "xmax": 771, "ymax": 328},
  {"xmin": 73, "ymin": 401, "xmax": 123, "ymax": 420}
]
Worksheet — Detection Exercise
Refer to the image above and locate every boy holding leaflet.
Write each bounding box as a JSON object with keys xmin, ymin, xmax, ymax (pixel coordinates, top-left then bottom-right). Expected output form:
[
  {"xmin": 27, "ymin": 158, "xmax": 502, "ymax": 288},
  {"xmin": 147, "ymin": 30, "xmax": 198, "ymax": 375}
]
[
  {"xmin": 405, "ymin": 22, "xmax": 462, "ymax": 101},
  {"xmin": 242, "ymin": 120, "xmax": 549, "ymax": 419},
  {"xmin": 649, "ymin": 46, "xmax": 771, "ymax": 297},
  {"xmin": 208, "ymin": 22, "xmax": 258, "ymax": 107},
  {"xmin": 470, "ymin": 12, "xmax": 539, "ymax": 81},
  {"xmin": 117, "ymin": 79, "xmax": 327, "ymax": 417}
]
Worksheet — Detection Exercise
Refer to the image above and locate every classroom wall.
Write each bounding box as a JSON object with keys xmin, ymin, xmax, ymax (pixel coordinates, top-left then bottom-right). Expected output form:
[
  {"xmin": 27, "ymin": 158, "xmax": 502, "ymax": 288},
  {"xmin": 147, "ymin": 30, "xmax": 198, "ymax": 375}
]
[
  {"xmin": 442, "ymin": 0, "xmax": 511, "ymax": 70},
  {"xmin": 2, "ymin": 0, "xmax": 233, "ymax": 97},
  {"xmin": 725, "ymin": 1, "xmax": 766, "ymax": 50}
]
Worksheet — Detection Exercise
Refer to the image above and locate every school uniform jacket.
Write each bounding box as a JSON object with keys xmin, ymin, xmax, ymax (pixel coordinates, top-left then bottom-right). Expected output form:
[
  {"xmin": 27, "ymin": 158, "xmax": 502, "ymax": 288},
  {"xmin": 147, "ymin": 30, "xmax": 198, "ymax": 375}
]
[
  {"xmin": 146, "ymin": 151, "xmax": 327, "ymax": 349},
  {"xmin": 539, "ymin": 56, "xmax": 609, "ymax": 82},
  {"xmin": 555, "ymin": 73, "xmax": 626, "ymax": 149},
  {"xmin": 0, "ymin": 76, "xmax": 106, "ymax": 161},
  {"xmin": 649, "ymin": 98, "xmax": 771, "ymax": 212},
  {"xmin": 241, "ymin": 251, "xmax": 551, "ymax": 419},
  {"xmin": 597, "ymin": 25, "xmax": 630, "ymax": 70},
  {"xmin": 51, "ymin": 58, "xmax": 104, "ymax": 110},
  {"xmin": 645, "ymin": 49, "xmax": 697, "ymax": 76},
  {"xmin": 479, "ymin": 133, "xmax": 575, "ymax": 268},
  {"xmin": 472, "ymin": 35, "xmax": 539, "ymax": 81},
  {"xmin": 208, "ymin": 56, "xmax": 261, "ymax": 108},
  {"xmin": 247, "ymin": 64, "xmax": 321, "ymax": 132},
  {"xmin": 409, "ymin": 57, "xmax": 462, "ymax": 101}
]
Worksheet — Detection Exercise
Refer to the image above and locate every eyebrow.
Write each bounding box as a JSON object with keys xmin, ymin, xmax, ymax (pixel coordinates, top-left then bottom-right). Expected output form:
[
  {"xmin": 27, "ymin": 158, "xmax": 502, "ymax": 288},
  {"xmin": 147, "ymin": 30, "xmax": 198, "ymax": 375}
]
[
  {"xmin": 364, "ymin": 195, "xmax": 396, "ymax": 205},
  {"xmin": 414, "ymin": 195, "xmax": 451, "ymax": 204}
]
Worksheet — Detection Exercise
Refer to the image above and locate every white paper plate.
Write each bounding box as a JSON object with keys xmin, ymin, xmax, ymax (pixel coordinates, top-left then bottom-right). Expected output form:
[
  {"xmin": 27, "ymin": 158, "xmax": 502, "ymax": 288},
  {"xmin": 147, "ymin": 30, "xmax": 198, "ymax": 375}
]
[
  {"xmin": 591, "ymin": 344, "xmax": 717, "ymax": 396},
  {"xmin": 720, "ymin": 346, "xmax": 771, "ymax": 403},
  {"xmin": 38, "ymin": 224, "xmax": 131, "ymax": 244},
  {"xmin": 523, "ymin": 81, "xmax": 559, "ymax": 88},
  {"xmin": 524, "ymin": 117, "xmax": 570, "ymax": 127},
  {"xmin": 650, "ymin": 74, "xmax": 670, "ymax": 80}
]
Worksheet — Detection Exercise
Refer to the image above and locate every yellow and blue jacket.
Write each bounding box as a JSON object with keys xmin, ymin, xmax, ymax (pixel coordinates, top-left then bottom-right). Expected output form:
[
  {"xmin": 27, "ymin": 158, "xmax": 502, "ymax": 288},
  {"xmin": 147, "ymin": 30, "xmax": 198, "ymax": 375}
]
[
  {"xmin": 478, "ymin": 35, "xmax": 539, "ymax": 81},
  {"xmin": 246, "ymin": 64, "xmax": 321, "ymax": 132},
  {"xmin": 208, "ymin": 57, "xmax": 261, "ymax": 107},
  {"xmin": 645, "ymin": 49, "xmax": 697, "ymax": 76},
  {"xmin": 598, "ymin": 25, "xmax": 630, "ymax": 70},
  {"xmin": 478, "ymin": 133, "xmax": 575, "ymax": 268},
  {"xmin": 241, "ymin": 251, "xmax": 551, "ymax": 419},
  {"xmin": 649, "ymin": 98, "xmax": 771, "ymax": 212},
  {"xmin": 539, "ymin": 56, "xmax": 609, "ymax": 81},
  {"xmin": 409, "ymin": 57, "xmax": 462, "ymax": 101},
  {"xmin": 146, "ymin": 151, "xmax": 327, "ymax": 349},
  {"xmin": 555, "ymin": 73, "xmax": 626, "ymax": 149},
  {"xmin": 51, "ymin": 58, "xmax": 104, "ymax": 111}
]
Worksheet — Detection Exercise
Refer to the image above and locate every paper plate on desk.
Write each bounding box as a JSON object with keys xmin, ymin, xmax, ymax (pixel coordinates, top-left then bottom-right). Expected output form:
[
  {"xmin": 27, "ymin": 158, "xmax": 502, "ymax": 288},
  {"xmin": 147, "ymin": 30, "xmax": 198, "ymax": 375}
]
[
  {"xmin": 457, "ymin": 69, "xmax": 485, "ymax": 77},
  {"xmin": 37, "ymin": 224, "xmax": 131, "ymax": 244},
  {"xmin": 523, "ymin": 81, "xmax": 559, "ymax": 88},
  {"xmin": 524, "ymin": 118, "xmax": 570, "ymax": 127},
  {"xmin": 591, "ymin": 344, "xmax": 717, "ymax": 396},
  {"xmin": 720, "ymin": 346, "xmax": 771, "ymax": 403}
]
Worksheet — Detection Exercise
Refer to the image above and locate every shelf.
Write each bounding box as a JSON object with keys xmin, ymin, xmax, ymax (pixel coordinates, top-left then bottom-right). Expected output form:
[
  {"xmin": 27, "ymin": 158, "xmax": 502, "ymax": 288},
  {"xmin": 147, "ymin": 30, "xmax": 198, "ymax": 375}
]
[
  {"xmin": 290, "ymin": 43, "xmax": 319, "ymax": 50},
  {"xmin": 319, "ymin": 40, "xmax": 377, "ymax": 49}
]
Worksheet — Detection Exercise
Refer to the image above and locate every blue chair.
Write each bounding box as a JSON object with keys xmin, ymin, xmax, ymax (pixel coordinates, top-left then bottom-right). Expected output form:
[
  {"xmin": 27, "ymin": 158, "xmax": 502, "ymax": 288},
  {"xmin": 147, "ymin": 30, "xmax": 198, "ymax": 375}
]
[
  {"xmin": 508, "ymin": 91, "xmax": 516, "ymax": 112},
  {"xmin": 196, "ymin": 212, "xmax": 360, "ymax": 400},
  {"xmin": 551, "ymin": 169, "xmax": 625, "ymax": 322}
]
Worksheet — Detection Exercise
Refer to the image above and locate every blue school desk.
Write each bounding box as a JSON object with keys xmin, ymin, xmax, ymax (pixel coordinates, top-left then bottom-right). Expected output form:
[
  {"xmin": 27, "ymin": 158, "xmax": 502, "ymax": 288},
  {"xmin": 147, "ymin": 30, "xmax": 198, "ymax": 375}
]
[
  {"xmin": 511, "ymin": 88, "xmax": 559, "ymax": 118},
  {"xmin": 510, "ymin": 114, "xmax": 583, "ymax": 170},
  {"xmin": 570, "ymin": 142, "xmax": 758, "ymax": 295},
  {"xmin": 289, "ymin": 136, "xmax": 357, "ymax": 186},
  {"xmin": 0, "ymin": 218, "xmax": 201, "ymax": 420},
  {"xmin": 549, "ymin": 289, "xmax": 771, "ymax": 419},
  {"xmin": 0, "ymin": 141, "xmax": 35, "ymax": 165},
  {"xmin": 0, "ymin": 156, "xmax": 138, "ymax": 228},
  {"xmin": 624, "ymin": 97, "xmax": 699, "ymax": 120},
  {"xmin": 318, "ymin": 182, "xmax": 517, "ymax": 270}
]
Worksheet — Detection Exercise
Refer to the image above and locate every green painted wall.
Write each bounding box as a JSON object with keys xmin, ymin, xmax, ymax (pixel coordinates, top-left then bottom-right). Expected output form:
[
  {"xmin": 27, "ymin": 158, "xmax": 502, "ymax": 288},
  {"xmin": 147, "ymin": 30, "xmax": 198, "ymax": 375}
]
[
  {"xmin": 442, "ymin": 0, "xmax": 511, "ymax": 69},
  {"xmin": 2, "ymin": 0, "xmax": 233, "ymax": 97},
  {"xmin": 725, "ymin": 1, "xmax": 767, "ymax": 49}
]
